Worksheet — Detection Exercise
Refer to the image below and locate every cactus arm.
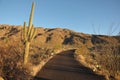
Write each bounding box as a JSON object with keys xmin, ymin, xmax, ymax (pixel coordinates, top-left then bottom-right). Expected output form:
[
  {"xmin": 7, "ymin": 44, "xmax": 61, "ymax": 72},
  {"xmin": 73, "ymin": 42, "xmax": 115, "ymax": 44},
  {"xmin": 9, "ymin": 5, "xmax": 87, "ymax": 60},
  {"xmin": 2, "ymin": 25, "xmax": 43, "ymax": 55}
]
[
  {"xmin": 29, "ymin": 24, "xmax": 34, "ymax": 37},
  {"xmin": 23, "ymin": 22, "xmax": 27, "ymax": 41},
  {"xmin": 28, "ymin": 2, "xmax": 35, "ymax": 35},
  {"xmin": 29, "ymin": 25, "xmax": 34, "ymax": 41},
  {"xmin": 30, "ymin": 28, "xmax": 36, "ymax": 42}
]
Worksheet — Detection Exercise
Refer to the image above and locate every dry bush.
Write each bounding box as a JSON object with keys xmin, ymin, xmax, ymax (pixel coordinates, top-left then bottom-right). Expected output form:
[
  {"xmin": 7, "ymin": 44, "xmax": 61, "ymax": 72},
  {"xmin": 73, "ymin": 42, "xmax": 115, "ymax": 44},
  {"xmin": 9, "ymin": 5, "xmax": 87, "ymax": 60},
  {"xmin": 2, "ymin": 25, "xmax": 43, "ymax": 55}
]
[
  {"xmin": 94, "ymin": 39, "xmax": 120, "ymax": 80},
  {"xmin": 75, "ymin": 36, "xmax": 120, "ymax": 80},
  {"xmin": 75, "ymin": 46, "xmax": 99, "ymax": 72},
  {"xmin": 0, "ymin": 41, "xmax": 33, "ymax": 80},
  {"xmin": 30, "ymin": 48, "xmax": 54, "ymax": 65},
  {"xmin": 75, "ymin": 45, "xmax": 89, "ymax": 55}
]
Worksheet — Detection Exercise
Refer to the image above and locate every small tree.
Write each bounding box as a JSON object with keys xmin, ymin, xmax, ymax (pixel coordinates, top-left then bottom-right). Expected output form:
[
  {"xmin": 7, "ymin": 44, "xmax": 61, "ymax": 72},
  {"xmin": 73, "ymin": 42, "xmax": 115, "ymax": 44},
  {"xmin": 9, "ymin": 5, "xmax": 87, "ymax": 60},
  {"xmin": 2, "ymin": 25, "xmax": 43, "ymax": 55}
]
[{"xmin": 22, "ymin": 2, "xmax": 36, "ymax": 65}]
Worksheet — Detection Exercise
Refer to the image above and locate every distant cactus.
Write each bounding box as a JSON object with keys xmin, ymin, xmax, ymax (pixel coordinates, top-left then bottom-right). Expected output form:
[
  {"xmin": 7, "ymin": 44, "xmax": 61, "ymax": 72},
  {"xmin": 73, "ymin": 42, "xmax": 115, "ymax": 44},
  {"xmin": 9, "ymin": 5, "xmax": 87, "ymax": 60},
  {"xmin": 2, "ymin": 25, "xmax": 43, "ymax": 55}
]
[{"xmin": 22, "ymin": 2, "xmax": 36, "ymax": 64}]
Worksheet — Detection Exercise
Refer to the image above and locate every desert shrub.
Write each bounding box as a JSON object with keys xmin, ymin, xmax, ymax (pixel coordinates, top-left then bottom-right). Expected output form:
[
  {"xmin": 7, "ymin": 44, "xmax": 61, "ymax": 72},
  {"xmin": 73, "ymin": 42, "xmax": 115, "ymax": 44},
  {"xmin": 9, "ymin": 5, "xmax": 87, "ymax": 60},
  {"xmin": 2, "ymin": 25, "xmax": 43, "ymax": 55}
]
[
  {"xmin": 30, "ymin": 48, "xmax": 54, "ymax": 65},
  {"xmin": 0, "ymin": 41, "xmax": 33, "ymax": 80},
  {"xmin": 75, "ymin": 45, "xmax": 89, "ymax": 55},
  {"xmin": 95, "ymin": 42, "xmax": 120, "ymax": 79}
]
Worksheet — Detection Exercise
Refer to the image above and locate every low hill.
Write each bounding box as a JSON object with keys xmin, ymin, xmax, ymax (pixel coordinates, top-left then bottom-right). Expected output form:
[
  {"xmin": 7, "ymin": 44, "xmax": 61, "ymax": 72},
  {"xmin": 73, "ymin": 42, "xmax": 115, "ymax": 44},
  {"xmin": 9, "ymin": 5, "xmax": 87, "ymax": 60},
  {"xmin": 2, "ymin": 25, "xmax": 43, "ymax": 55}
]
[
  {"xmin": 0, "ymin": 24, "xmax": 119, "ymax": 48},
  {"xmin": 0, "ymin": 24, "xmax": 120, "ymax": 80}
]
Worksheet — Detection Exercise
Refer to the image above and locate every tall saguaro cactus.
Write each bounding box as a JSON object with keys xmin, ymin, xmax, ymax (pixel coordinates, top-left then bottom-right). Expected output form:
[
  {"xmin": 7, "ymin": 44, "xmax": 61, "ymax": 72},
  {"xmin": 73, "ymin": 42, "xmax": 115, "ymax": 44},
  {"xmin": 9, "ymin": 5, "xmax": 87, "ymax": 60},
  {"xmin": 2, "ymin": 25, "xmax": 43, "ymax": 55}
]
[{"xmin": 22, "ymin": 2, "xmax": 36, "ymax": 64}]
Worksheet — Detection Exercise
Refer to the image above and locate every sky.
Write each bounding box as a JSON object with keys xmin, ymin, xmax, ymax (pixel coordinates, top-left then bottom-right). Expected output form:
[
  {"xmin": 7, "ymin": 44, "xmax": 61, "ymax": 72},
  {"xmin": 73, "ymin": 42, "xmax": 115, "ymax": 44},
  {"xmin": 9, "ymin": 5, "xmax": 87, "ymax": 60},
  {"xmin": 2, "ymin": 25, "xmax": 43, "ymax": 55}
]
[{"xmin": 0, "ymin": 0, "xmax": 120, "ymax": 35}]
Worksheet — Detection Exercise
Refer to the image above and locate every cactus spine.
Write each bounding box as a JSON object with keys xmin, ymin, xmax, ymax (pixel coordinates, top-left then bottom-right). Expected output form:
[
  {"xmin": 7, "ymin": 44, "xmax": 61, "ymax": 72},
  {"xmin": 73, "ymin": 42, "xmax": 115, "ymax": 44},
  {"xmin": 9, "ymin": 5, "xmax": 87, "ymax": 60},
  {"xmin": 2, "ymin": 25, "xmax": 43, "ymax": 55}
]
[{"xmin": 22, "ymin": 2, "xmax": 36, "ymax": 64}]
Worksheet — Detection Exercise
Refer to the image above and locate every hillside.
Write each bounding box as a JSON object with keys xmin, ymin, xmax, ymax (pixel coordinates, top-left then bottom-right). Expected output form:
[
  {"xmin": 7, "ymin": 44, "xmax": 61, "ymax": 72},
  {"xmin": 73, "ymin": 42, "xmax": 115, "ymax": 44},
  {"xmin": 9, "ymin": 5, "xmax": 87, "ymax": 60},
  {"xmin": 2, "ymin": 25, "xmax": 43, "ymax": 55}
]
[
  {"xmin": 0, "ymin": 24, "xmax": 120, "ymax": 80},
  {"xmin": 0, "ymin": 24, "xmax": 119, "ymax": 48}
]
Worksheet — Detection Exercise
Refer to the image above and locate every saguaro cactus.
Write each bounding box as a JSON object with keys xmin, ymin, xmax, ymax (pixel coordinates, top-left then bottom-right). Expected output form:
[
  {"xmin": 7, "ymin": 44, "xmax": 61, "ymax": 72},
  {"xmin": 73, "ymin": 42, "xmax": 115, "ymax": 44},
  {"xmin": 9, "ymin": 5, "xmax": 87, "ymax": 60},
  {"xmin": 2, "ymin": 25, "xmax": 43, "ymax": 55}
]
[{"xmin": 22, "ymin": 2, "xmax": 36, "ymax": 64}]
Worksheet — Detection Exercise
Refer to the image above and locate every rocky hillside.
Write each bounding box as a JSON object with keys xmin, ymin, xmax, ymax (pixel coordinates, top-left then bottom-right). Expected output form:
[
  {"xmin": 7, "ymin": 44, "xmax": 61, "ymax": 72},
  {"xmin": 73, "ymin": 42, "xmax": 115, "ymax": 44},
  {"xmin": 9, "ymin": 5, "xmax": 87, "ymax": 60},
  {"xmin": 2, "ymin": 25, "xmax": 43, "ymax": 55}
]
[
  {"xmin": 0, "ymin": 24, "xmax": 120, "ymax": 80},
  {"xmin": 0, "ymin": 24, "xmax": 119, "ymax": 50}
]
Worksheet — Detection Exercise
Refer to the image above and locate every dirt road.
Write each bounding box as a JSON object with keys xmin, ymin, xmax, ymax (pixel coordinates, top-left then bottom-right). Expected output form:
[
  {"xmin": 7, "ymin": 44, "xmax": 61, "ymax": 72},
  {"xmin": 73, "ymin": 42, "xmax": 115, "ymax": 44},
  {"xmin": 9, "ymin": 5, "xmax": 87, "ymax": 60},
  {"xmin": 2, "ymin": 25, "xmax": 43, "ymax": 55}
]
[{"xmin": 34, "ymin": 50, "xmax": 105, "ymax": 80}]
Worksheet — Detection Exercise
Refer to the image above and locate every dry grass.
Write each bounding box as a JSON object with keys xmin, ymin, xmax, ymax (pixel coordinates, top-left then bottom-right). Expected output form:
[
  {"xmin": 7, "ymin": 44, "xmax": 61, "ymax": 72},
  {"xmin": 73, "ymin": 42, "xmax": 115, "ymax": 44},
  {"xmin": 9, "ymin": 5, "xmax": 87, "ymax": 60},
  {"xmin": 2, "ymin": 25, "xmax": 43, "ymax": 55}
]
[
  {"xmin": 75, "ymin": 36, "xmax": 120, "ymax": 80},
  {"xmin": 0, "ymin": 40, "xmax": 33, "ymax": 80},
  {"xmin": 94, "ymin": 43, "xmax": 120, "ymax": 80}
]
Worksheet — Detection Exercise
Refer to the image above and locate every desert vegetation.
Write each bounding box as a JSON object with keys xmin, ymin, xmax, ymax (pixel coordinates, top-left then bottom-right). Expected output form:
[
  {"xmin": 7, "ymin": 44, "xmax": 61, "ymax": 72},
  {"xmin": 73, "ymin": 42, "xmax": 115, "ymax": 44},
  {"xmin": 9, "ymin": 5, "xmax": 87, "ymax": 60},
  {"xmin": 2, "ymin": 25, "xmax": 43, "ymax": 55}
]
[
  {"xmin": 75, "ymin": 35, "xmax": 120, "ymax": 80},
  {"xmin": 22, "ymin": 2, "xmax": 36, "ymax": 65},
  {"xmin": 0, "ymin": 23, "xmax": 120, "ymax": 80},
  {"xmin": 0, "ymin": 39, "xmax": 32, "ymax": 80},
  {"xmin": 93, "ymin": 37, "xmax": 120, "ymax": 80}
]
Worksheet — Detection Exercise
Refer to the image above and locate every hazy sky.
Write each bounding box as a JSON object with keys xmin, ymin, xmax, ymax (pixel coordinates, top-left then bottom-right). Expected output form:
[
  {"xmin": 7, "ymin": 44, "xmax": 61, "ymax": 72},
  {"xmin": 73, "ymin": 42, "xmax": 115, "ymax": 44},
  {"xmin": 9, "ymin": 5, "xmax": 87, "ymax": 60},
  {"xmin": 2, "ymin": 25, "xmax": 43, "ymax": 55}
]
[{"xmin": 0, "ymin": 0, "xmax": 120, "ymax": 35}]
